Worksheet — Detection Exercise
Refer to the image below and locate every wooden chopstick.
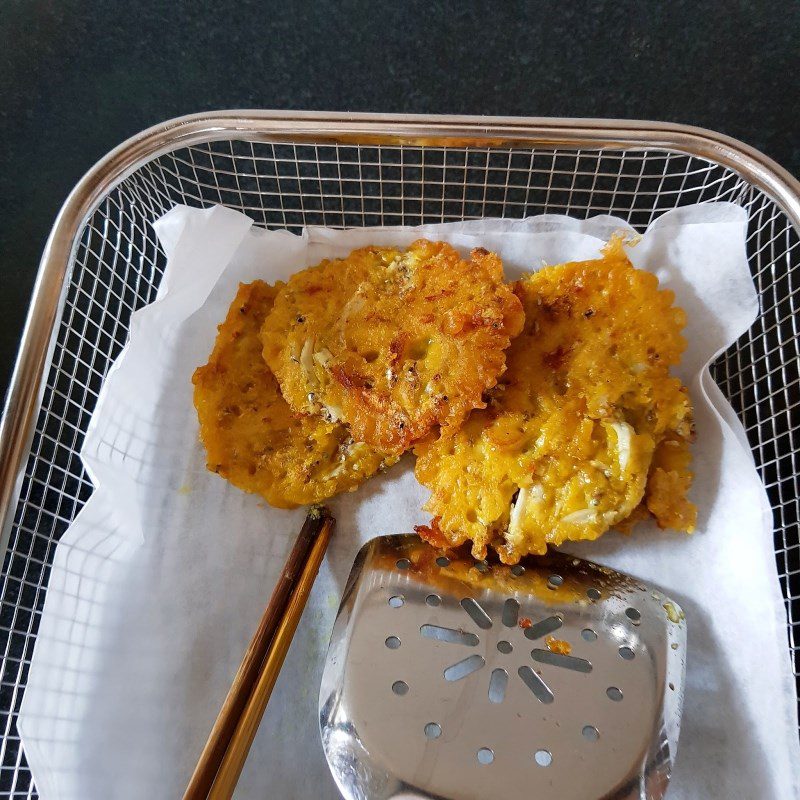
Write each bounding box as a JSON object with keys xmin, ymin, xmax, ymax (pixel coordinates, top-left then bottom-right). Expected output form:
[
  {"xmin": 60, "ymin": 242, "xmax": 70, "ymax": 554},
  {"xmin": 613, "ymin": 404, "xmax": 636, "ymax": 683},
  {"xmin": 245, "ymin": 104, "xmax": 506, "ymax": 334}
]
[
  {"xmin": 183, "ymin": 507, "xmax": 334, "ymax": 800},
  {"xmin": 208, "ymin": 520, "xmax": 332, "ymax": 797}
]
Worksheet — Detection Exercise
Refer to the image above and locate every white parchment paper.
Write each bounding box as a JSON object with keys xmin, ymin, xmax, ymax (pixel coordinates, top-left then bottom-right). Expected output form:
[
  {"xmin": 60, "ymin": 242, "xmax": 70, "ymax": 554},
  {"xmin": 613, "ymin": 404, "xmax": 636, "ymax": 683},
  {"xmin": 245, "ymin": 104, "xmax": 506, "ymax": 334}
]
[{"xmin": 18, "ymin": 204, "xmax": 800, "ymax": 799}]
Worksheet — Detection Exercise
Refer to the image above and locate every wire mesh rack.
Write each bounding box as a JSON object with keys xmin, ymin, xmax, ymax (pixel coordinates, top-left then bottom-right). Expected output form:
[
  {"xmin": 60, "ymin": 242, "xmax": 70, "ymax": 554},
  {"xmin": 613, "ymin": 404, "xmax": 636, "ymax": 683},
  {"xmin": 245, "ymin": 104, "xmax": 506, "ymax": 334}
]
[{"xmin": 0, "ymin": 114, "xmax": 798, "ymax": 798}]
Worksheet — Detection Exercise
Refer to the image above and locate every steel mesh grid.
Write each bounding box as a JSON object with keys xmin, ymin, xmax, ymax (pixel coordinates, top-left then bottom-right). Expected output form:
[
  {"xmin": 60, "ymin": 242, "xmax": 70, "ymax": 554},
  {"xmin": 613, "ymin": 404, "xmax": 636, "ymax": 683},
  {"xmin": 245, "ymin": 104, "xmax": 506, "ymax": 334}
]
[{"xmin": 0, "ymin": 139, "xmax": 796, "ymax": 798}]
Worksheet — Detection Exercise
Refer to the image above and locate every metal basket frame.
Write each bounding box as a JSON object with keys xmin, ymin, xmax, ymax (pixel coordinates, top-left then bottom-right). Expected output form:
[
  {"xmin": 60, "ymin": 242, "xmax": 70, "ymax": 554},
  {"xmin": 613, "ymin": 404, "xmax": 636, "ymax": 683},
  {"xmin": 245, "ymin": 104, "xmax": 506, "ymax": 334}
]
[{"xmin": 0, "ymin": 112, "xmax": 798, "ymax": 798}]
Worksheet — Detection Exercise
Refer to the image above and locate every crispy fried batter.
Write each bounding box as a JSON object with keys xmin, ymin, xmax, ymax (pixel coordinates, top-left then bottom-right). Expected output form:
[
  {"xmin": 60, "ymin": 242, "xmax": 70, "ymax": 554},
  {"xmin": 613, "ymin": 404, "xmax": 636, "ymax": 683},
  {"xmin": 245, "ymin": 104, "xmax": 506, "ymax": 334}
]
[
  {"xmin": 260, "ymin": 240, "xmax": 524, "ymax": 454},
  {"xmin": 192, "ymin": 281, "xmax": 395, "ymax": 508},
  {"xmin": 414, "ymin": 240, "xmax": 696, "ymax": 563}
]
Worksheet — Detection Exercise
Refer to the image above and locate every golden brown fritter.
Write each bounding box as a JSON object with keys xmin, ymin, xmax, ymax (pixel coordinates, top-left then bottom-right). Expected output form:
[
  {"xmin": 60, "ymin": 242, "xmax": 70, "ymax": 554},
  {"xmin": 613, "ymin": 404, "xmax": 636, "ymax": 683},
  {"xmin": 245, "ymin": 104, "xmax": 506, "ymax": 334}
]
[
  {"xmin": 192, "ymin": 281, "xmax": 395, "ymax": 508},
  {"xmin": 260, "ymin": 240, "xmax": 524, "ymax": 454},
  {"xmin": 414, "ymin": 240, "xmax": 696, "ymax": 563}
]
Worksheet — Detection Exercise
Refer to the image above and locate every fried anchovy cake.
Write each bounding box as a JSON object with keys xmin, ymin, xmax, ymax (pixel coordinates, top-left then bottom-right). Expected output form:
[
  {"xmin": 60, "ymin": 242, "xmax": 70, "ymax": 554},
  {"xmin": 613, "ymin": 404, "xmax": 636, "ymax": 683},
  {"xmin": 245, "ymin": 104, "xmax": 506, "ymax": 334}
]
[
  {"xmin": 414, "ymin": 240, "xmax": 696, "ymax": 563},
  {"xmin": 192, "ymin": 281, "xmax": 395, "ymax": 508},
  {"xmin": 260, "ymin": 240, "xmax": 524, "ymax": 454}
]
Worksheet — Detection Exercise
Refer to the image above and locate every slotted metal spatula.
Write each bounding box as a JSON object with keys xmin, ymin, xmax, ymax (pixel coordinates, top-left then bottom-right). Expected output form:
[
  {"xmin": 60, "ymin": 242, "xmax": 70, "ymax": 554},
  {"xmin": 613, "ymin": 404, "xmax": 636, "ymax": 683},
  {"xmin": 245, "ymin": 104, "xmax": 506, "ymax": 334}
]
[{"xmin": 319, "ymin": 534, "xmax": 686, "ymax": 800}]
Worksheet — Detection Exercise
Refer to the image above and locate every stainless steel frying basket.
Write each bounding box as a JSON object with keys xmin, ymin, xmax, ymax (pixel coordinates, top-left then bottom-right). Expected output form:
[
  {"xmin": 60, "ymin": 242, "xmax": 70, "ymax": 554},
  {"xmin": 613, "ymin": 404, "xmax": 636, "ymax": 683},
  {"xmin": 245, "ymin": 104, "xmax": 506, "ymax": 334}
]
[{"xmin": 0, "ymin": 112, "xmax": 798, "ymax": 798}]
